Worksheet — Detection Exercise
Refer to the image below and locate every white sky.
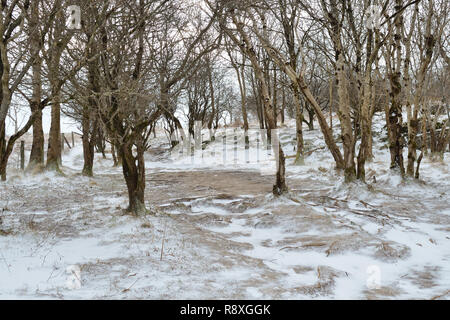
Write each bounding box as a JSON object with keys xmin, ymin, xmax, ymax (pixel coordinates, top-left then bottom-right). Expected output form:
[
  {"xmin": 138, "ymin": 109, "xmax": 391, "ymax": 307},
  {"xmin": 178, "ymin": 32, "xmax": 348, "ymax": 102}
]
[{"xmin": 5, "ymin": 107, "xmax": 80, "ymax": 137}]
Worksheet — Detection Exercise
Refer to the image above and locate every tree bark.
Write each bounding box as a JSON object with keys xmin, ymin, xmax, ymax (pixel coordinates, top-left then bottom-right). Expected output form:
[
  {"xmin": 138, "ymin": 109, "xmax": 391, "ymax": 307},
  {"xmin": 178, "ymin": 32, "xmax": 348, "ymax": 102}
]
[
  {"xmin": 0, "ymin": 123, "xmax": 6, "ymax": 181},
  {"xmin": 82, "ymin": 108, "xmax": 96, "ymax": 177},
  {"xmin": 28, "ymin": 0, "xmax": 44, "ymax": 169},
  {"xmin": 239, "ymin": 56, "xmax": 249, "ymax": 132},
  {"xmin": 207, "ymin": 58, "xmax": 217, "ymax": 141},
  {"xmin": 306, "ymin": 106, "xmax": 315, "ymax": 131},
  {"xmin": 292, "ymin": 84, "xmax": 304, "ymax": 165},
  {"xmin": 357, "ymin": 72, "xmax": 373, "ymax": 181},
  {"xmin": 336, "ymin": 53, "xmax": 356, "ymax": 182},
  {"xmin": 46, "ymin": 87, "xmax": 62, "ymax": 171},
  {"xmin": 28, "ymin": 104, "xmax": 44, "ymax": 169},
  {"xmin": 386, "ymin": 0, "xmax": 406, "ymax": 175},
  {"xmin": 280, "ymin": 85, "xmax": 285, "ymax": 125},
  {"xmin": 45, "ymin": 24, "xmax": 66, "ymax": 172},
  {"xmin": 121, "ymin": 141, "xmax": 146, "ymax": 215},
  {"xmin": 407, "ymin": 1, "xmax": 434, "ymax": 177}
]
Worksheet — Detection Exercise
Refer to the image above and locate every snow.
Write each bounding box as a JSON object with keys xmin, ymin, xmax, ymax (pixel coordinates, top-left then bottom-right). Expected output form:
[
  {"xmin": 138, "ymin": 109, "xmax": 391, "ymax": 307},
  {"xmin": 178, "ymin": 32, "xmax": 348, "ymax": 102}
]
[{"xmin": 0, "ymin": 113, "xmax": 449, "ymax": 299}]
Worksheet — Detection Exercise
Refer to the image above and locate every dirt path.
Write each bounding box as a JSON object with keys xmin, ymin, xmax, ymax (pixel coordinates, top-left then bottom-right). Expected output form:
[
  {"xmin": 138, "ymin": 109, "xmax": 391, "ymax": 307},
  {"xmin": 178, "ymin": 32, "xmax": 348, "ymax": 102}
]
[{"xmin": 148, "ymin": 170, "xmax": 273, "ymax": 204}]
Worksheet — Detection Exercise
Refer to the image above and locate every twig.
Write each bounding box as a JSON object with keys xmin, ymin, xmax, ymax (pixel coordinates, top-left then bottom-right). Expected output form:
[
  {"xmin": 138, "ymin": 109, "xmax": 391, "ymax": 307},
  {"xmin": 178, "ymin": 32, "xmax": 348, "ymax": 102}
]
[
  {"xmin": 431, "ymin": 290, "xmax": 450, "ymax": 300},
  {"xmin": 1, "ymin": 251, "xmax": 11, "ymax": 272},
  {"xmin": 122, "ymin": 278, "xmax": 140, "ymax": 293},
  {"xmin": 160, "ymin": 219, "xmax": 167, "ymax": 261}
]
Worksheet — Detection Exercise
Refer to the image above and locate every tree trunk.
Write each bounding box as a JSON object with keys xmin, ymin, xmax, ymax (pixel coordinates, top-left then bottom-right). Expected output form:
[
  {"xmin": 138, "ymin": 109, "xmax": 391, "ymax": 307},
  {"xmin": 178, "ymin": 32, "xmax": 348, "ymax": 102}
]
[
  {"xmin": 272, "ymin": 68, "xmax": 277, "ymax": 127},
  {"xmin": 82, "ymin": 138, "xmax": 95, "ymax": 177},
  {"xmin": 82, "ymin": 109, "xmax": 96, "ymax": 177},
  {"xmin": 386, "ymin": 0, "xmax": 405, "ymax": 175},
  {"xmin": 273, "ymin": 141, "xmax": 287, "ymax": 196},
  {"xmin": 28, "ymin": 1, "xmax": 44, "ymax": 170},
  {"xmin": 0, "ymin": 123, "xmax": 6, "ymax": 181},
  {"xmin": 121, "ymin": 142, "xmax": 146, "ymax": 215},
  {"xmin": 95, "ymin": 126, "xmax": 107, "ymax": 159},
  {"xmin": 46, "ymin": 89, "xmax": 61, "ymax": 171},
  {"xmin": 292, "ymin": 84, "xmax": 304, "ymax": 165},
  {"xmin": 329, "ymin": 75, "xmax": 334, "ymax": 132},
  {"xmin": 251, "ymin": 72, "xmax": 265, "ymax": 129},
  {"xmin": 367, "ymin": 83, "xmax": 376, "ymax": 161},
  {"xmin": 240, "ymin": 58, "xmax": 249, "ymax": 132},
  {"xmin": 28, "ymin": 106, "xmax": 44, "ymax": 169},
  {"xmin": 298, "ymin": 75, "xmax": 344, "ymax": 169},
  {"xmin": 307, "ymin": 106, "xmax": 315, "ymax": 131},
  {"xmin": 406, "ymin": 117, "xmax": 419, "ymax": 176},
  {"xmin": 0, "ymin": 161, "xmax": 6, "ymax": 181},
  {"xmin": 406, "ymin": 4, "xmax": 434, "ymax": 176},
  {"xmin": 386, "ymin": 81, "xmax": 405, "ymax": 174},
  {"xmin": 45, "ymin": 11, "xmax": 66, "ymax": 173},
  {"xmin": 111, "ymin": 142, "xmax": 118, "ymax": 167},
  {"xmin": 207, "ymin": 59, "xmax": 217, "ymax": 141},
  {"xmin": 281, "ymin": 86, "xmax": 285, "ymax": 125},
  {"xmin": 421, "ymin": 112, "xmax": 428, "ymax": 156},
  {"xmin": 336, "ymin": 54, "xmax": 356, "ymax": 182},
  {"xmin": 357, "ymin": 73, "xmax": 373, "ymax": 181}
]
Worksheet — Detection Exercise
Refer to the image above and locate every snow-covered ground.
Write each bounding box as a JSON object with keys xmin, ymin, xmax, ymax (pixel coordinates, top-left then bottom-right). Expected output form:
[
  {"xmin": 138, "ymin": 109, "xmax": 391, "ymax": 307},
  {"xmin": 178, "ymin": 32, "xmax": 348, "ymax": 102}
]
[{"xmin": 0, "ymin": 114, "xmax": 449, "ymax": 299}]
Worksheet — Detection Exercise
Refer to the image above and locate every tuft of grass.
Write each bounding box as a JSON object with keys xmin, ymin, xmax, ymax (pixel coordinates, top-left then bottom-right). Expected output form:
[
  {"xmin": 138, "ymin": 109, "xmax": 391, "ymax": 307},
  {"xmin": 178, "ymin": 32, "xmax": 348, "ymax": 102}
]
[{"xmin": 141, "ymin": 222, "xmax": 152, "ymax": 229}]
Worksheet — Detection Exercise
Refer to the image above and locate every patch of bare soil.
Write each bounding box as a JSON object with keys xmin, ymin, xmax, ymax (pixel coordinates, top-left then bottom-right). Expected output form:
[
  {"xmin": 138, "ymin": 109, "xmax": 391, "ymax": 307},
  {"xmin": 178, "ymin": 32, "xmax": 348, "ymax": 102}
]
[{"xmin": 147, "ymin": 170, "xmax": 273, "ymax": 203}]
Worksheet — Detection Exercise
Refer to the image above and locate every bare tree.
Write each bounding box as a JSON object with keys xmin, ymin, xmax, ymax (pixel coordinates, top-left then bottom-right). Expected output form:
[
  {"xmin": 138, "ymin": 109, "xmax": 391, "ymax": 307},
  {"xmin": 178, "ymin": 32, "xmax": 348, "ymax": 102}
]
[
  {"xmin": 209, "ymin": 0, "xmax": 288, "ymax": 194},
  {"xmin": 0, "ymin": 0, "xmax": 57, "ymax": 180}
]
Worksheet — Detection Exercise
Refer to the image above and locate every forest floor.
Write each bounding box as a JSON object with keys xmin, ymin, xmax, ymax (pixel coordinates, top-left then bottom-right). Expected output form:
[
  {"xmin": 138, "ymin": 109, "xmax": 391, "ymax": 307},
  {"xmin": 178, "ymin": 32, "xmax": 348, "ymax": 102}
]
[{"xmin": 0, "ymin": 114, "xmax": 449, "ymax": 299}]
